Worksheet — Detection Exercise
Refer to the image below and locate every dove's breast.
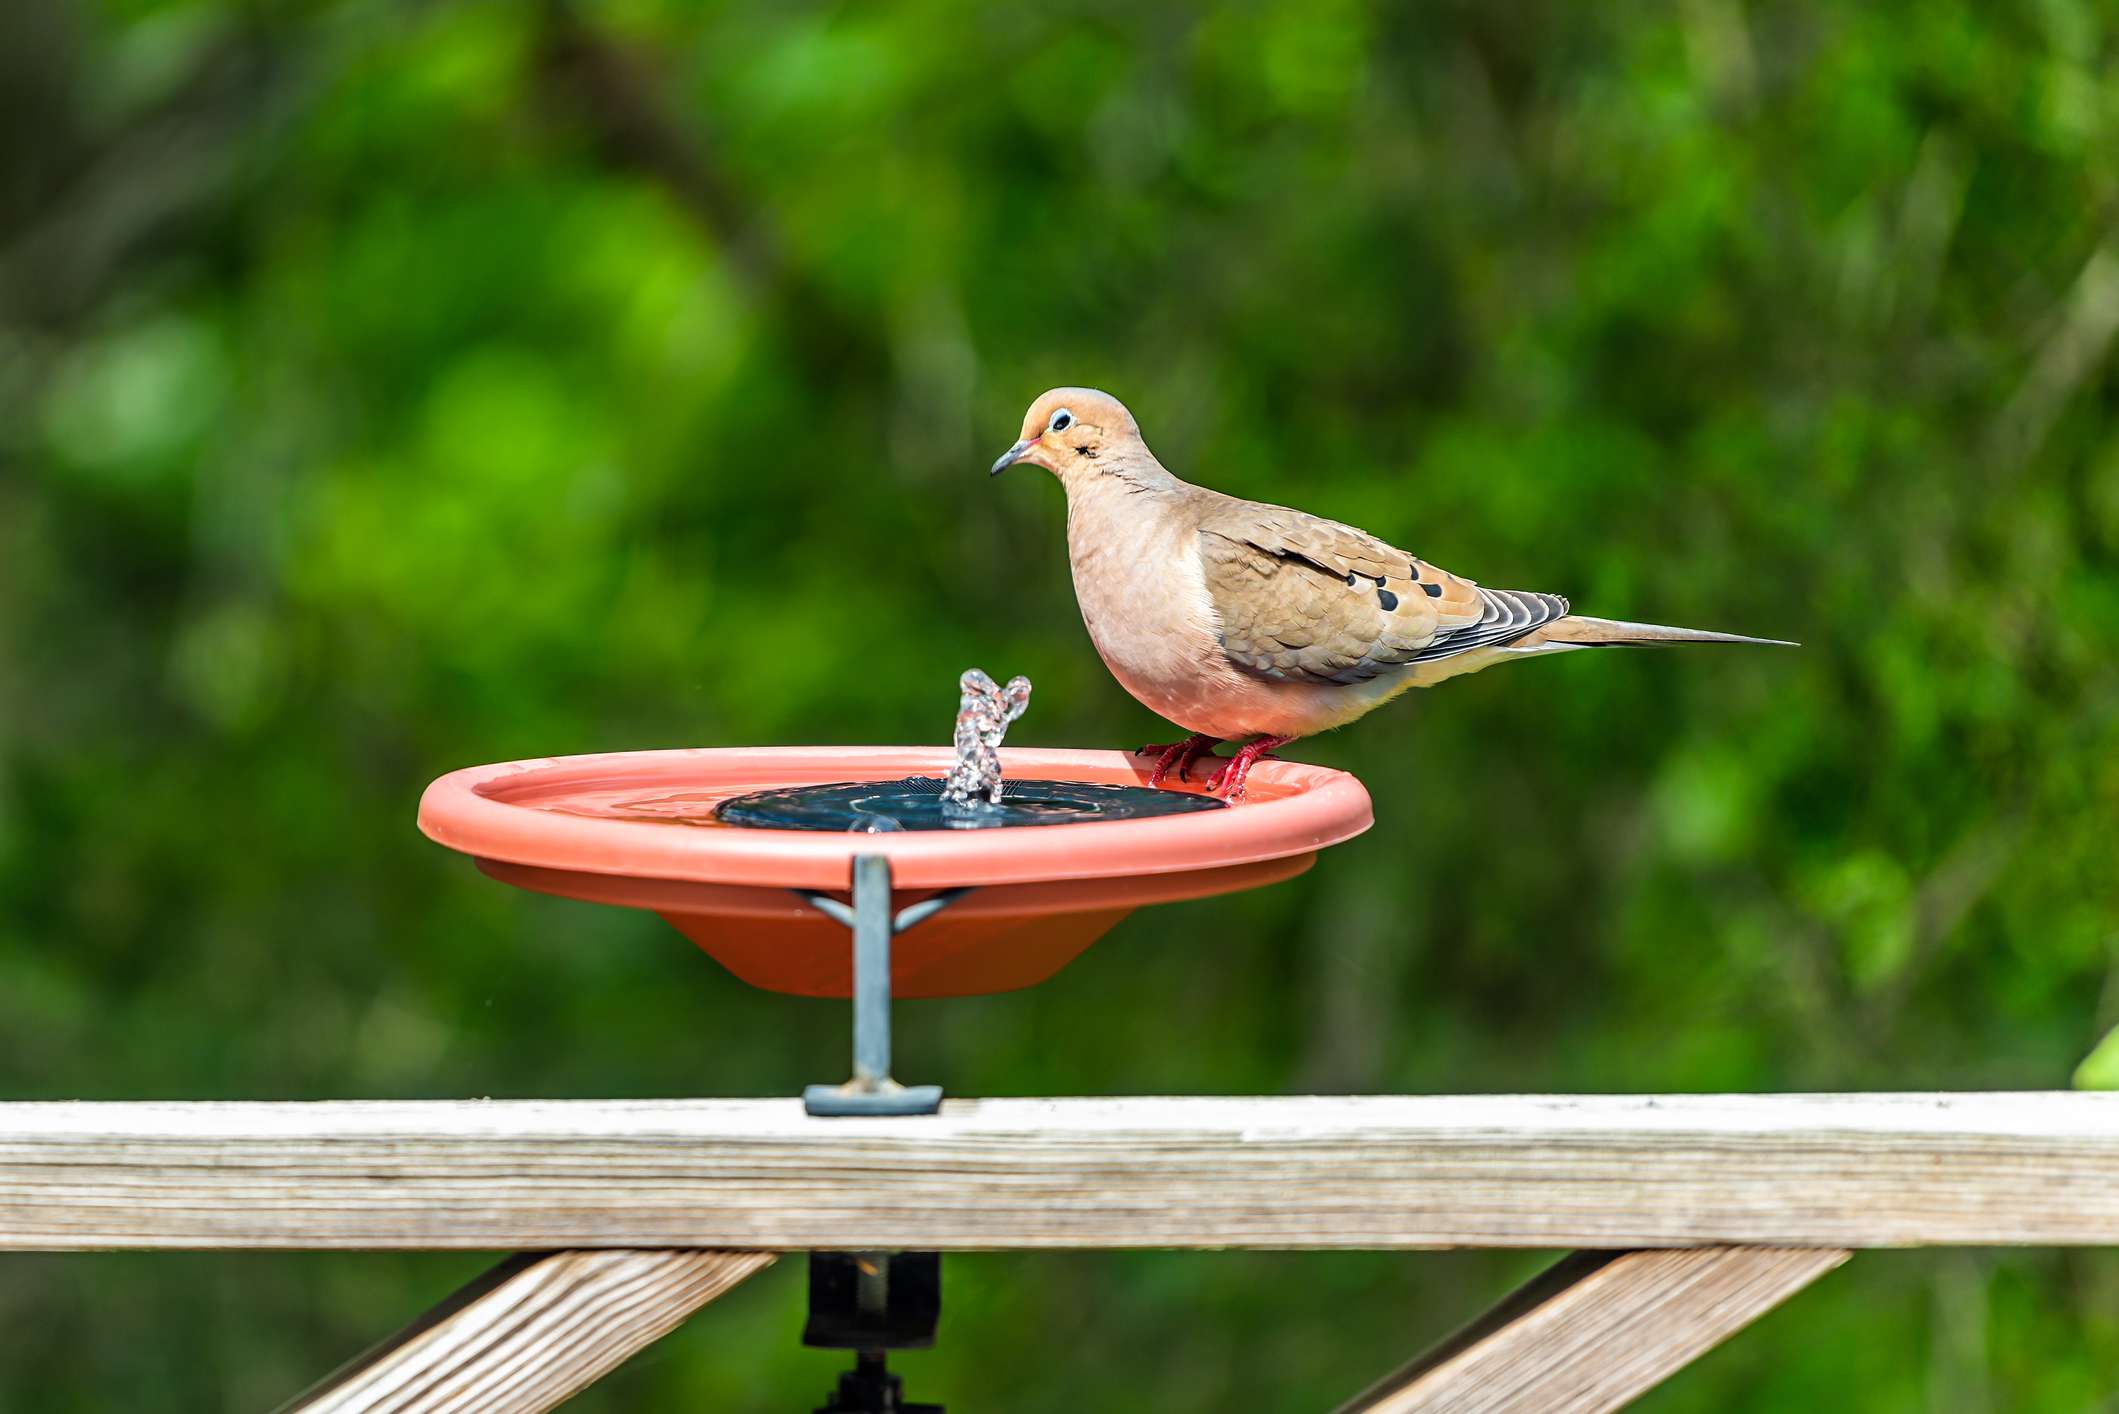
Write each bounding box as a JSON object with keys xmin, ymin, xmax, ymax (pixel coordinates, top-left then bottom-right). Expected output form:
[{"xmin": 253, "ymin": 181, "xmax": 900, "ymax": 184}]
[{"xmin": 1064, "ymin": 481, "xmax": 1363, "ymax": 739}]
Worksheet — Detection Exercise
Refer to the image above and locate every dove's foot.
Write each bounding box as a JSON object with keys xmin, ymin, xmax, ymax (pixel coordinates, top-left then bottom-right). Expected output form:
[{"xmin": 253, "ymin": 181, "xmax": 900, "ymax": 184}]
[
  {"xmin": 1204, "ymin": 734, "xmax": 1295, "ymax": 801},
  {"xmin": 1138, "ymin": 732, "xmax": 1222, "ymax": 787}
]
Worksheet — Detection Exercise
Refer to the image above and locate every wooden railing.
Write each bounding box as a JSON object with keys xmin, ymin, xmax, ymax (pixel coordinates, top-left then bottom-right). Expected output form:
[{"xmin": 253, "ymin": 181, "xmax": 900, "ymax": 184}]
[{"xmin": 6, "ymin": 1092, "xmax": 2114, "ymax": 1410}]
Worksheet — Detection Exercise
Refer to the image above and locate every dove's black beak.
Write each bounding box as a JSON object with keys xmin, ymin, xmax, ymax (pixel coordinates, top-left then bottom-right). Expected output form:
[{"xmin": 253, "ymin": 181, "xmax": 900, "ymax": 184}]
[{"xmin": 990, "ymin": 439, "xmax": 1032, "ymax": 476}]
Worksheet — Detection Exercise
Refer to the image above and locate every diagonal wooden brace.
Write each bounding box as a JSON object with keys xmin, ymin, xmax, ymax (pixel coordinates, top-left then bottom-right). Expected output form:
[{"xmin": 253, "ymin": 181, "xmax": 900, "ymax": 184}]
[
  {"xmin": 1337, "ymin": 1247, "xmax": 1849, "ymax": 1413},
  {"xmin": 279, "ymin": 1249, "xmax": 774, "ymax": 1413}
]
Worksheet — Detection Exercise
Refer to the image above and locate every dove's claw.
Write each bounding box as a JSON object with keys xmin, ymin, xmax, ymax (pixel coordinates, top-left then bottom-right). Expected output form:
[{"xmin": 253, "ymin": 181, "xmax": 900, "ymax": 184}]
[
  {"xmin": 1204, "ymin": 735, "xmax": 1296, "ymax": 801},
  {"xmin": 1139, "ymin": 733, "xmax": 1222, "ymax": 787}
]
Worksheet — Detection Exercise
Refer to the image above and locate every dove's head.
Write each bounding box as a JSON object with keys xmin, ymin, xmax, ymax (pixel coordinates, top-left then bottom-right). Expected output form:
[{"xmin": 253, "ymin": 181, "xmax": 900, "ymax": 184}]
[{"xmin": 990, "ymin": 388, "xmax": 1147, "ymax": 482}]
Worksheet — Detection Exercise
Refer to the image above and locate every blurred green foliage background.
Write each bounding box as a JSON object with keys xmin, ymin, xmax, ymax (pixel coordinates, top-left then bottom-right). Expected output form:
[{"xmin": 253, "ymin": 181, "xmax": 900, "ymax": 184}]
[{"xmin": 3, "ymin": 0, "xmax": 2118, "ymax": 1408}]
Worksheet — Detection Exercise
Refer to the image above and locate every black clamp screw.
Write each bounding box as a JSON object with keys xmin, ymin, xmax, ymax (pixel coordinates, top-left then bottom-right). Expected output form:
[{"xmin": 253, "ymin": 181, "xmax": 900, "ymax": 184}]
[{"xmin": 805, "ymin": 1251, "xmax": 943, "ymax": 1414}]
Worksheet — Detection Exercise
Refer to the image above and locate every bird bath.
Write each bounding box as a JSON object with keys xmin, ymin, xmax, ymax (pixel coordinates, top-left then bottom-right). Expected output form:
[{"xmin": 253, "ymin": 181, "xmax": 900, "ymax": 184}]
[
  {"xmin": 418, "ymin": 746, "xmax": 1368, "ymax": 997},
  {"xmin": 418, "ymin": 671, "xmax": 1371, "ymax": 1114}
]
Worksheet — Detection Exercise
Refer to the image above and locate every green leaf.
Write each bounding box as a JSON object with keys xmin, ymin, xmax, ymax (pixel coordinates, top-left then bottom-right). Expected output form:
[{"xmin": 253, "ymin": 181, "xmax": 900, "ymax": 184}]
[{"xmin": 2074, "ymin": 1025, "xmax": 2119, "ymax": 1090}]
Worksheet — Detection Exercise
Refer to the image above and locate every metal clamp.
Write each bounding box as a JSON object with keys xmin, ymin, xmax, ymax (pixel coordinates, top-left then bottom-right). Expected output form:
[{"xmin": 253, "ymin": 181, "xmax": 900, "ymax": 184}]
[
  {"xmin": 803, "ymin": 1250, "xmax": 944, "ymax": 1413},
  {"xmin": 794, "ymin": 855, "xmax": 969, "ymax": 1116}
]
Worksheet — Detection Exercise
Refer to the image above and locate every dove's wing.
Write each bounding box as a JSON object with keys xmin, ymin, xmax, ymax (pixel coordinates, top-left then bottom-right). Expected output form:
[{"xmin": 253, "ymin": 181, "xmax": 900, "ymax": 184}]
[{"xmin": 1194, "ymin": 495, "xmax": 1570, "ymax": 686}]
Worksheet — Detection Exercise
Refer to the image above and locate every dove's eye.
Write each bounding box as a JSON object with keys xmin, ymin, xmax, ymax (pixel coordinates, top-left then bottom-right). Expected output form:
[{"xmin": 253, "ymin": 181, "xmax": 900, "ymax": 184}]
[{"xmin": 1047, "ymin": 408, "xmax": 1074, "ymax": 433}]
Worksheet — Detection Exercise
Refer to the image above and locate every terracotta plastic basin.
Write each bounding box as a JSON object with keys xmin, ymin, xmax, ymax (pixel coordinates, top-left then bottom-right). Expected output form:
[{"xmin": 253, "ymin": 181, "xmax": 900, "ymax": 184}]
[{"xmin": 418, "ymin": 747, "xmax": 1373, "ymax": 998}]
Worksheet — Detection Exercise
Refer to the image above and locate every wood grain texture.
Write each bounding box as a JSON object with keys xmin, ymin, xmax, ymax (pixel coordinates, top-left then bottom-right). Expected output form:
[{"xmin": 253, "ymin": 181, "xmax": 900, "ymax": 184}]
[
  {"xmin": 1337, "ymin": 1247, "xmax": 1848, "ymax": 1413},
  {"xmin": 279, "ymin": 1249, "xmax": 772, "ymax": 1413},
  {"xmin": 2, "ymin": 1093, "xmax": 2115, "ymax": 1250}
]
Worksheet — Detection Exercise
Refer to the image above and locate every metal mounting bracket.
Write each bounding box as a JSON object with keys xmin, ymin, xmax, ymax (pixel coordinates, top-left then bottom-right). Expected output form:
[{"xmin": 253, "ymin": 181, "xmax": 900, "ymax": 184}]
[
  {"xmin": 794, "ymin": 855, "xmax": 969, "ymax": 1116},
  {"xmin": 803, "ymin": 1250, "xmax": 944, "ymax": 1413}
]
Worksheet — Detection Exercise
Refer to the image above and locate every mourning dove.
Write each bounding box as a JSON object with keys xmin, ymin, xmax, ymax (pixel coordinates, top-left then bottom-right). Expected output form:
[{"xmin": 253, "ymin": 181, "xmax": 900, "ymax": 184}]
[{"xmin": 991, "ymin": 388, "xmax": 1792, "ymax": 799}]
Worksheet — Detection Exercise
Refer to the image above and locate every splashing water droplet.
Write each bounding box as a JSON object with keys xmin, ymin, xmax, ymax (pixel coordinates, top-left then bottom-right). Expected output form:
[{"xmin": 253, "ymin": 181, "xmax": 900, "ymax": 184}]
[{"xmin": 941, "ymin": 668, "xmax": 1031, "ymax": 810}]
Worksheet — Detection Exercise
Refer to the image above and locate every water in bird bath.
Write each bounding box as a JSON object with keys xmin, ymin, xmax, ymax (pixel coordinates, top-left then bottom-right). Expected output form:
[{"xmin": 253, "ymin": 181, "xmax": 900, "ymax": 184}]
[{"xmin": 713, "ymin": 669, "xmax": 1224, "ymax": 832}]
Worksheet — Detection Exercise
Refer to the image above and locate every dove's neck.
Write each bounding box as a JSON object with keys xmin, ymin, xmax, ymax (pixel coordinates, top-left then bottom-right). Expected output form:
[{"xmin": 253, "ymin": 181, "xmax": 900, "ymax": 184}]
[
  {"xmin": 1059, "ymin": 448, "xmax": 1184, "ymax": 498},
  {"xmin": 1057, "ymin": 452, "xmax": 1192, "ymax": 557}
]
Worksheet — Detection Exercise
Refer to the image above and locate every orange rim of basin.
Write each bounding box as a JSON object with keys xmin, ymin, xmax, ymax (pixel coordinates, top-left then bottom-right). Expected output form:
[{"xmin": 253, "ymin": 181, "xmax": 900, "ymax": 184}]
[{"xmin": 418, "ymin": 746, "xmax": 1373, "ymax": 998}]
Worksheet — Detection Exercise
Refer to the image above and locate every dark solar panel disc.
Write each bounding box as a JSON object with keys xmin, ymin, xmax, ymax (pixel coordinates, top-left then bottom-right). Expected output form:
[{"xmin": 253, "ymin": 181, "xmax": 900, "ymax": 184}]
[{"xmin": 713, "ymin": 776, "xmax": 1225, "ymax": 832}]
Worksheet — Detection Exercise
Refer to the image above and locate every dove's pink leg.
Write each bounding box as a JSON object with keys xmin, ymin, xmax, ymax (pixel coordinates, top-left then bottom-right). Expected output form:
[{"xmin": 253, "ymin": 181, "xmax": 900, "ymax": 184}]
[
  {"xmin": 1204, "ymin": 734, "xmax": 1296, "ymax": 801},
  {"xmin": 1138, "ymin": 732, "xmax": 1222, "ymax": 787}
]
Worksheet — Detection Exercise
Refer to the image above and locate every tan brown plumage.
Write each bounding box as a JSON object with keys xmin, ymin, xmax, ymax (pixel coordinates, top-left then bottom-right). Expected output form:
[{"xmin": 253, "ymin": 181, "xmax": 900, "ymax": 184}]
[
  {"xmin": 1196, "ymin": 498, "xmax": 1538, "ymax": 684},
  {"xmin": 991, "ymin": 387, "xmax": 1792, "ymax": 797}
]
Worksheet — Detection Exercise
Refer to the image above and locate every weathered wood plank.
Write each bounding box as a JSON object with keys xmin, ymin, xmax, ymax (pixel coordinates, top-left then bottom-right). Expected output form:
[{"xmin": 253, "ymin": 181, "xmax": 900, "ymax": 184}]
[
  {"xmin": 279, "ymin": 1249, "xmax": 772, "ymax": 1413},
  {"xmin": 1, "ymin": 1094, "xmax": 2115, "ymax": 1250},
  {"xmin": 1337, "ymin": 1247, "xmax": 1848, "ymax": 1413}
]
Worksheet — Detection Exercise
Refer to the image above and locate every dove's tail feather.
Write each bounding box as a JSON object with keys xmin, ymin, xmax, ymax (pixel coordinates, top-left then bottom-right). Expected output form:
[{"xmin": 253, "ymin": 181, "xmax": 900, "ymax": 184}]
[{"xmin": 1524, "ymin": 616, "xmax": 1797, "ymax": 649}]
